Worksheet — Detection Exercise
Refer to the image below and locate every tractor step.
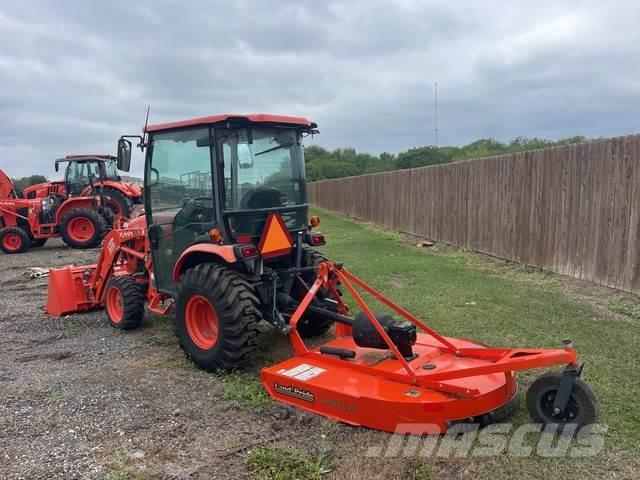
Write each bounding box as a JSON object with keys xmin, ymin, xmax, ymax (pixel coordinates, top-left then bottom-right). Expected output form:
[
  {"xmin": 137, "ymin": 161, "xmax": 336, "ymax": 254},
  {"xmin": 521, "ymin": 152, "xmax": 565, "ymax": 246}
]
[{"xmin": 262, "ymin": 333, "xmax": 517, "ymax": 433}]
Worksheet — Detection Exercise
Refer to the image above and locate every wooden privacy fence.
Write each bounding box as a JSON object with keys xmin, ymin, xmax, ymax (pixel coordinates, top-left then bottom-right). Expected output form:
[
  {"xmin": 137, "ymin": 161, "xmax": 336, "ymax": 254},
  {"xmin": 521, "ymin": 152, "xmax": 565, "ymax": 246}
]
[{"xmin": 308, "ymin": 135, "xmax": 640, "ymax": 293}]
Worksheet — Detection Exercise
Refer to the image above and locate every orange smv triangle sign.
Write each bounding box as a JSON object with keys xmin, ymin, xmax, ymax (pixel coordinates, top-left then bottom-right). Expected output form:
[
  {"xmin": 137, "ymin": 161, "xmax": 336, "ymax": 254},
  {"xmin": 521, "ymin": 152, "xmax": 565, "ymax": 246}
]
[{"xmin": 258, "ymin": 213, "xmax": 293, "ymax": 258}]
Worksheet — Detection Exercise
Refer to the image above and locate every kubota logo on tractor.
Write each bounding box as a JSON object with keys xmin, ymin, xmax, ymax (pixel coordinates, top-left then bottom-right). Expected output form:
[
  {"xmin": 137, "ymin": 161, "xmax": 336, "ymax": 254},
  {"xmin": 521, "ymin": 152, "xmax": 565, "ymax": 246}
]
[{"xmin": 0, "ymin": 201, "xmax": 16, "ymax": 207}]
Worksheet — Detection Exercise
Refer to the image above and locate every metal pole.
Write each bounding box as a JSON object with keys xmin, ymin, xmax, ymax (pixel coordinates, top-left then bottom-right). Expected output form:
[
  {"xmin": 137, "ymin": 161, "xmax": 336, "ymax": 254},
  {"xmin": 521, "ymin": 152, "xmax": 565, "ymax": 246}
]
[{"xmin": 434, "ymin": 82, "xmax": 439, "ymax": 148}]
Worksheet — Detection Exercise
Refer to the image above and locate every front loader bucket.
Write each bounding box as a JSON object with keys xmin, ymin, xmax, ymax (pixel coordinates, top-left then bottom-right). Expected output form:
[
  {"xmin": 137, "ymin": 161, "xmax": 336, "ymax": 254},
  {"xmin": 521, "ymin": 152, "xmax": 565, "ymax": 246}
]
[{"xmin": 46, "ymin": 265, "xmax": 99, "ymax": 316}]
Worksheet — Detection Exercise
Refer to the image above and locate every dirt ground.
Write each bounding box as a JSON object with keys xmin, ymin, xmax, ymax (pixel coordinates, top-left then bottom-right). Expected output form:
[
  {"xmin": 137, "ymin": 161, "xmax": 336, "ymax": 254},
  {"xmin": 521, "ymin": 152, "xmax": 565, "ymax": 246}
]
[{"xmin": 1, "ymin": 240, "xmax": 430, "ymax": 480}]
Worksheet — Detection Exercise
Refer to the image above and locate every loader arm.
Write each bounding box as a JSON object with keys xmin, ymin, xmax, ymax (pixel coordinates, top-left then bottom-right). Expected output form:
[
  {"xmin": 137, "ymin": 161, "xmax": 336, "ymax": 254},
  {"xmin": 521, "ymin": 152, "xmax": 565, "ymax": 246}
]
[{"xmin": 46, "ymin": 225, "xmax": 148, "ymax": 316}]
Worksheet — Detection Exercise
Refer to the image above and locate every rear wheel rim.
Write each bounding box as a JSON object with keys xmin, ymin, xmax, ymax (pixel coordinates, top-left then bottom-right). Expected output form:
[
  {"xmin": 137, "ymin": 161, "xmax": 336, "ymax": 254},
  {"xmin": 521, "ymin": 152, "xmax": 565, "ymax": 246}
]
[
  {"xmin": 2, "ymin": 232, "xmax": 22, "ymax": 251},
  {"xmin": 106, "ymin": 287, "xmax": 124, "ymax": 323},
  {"xmin": 537, "ymin": 387, "xmax": 581, "ymax": 424},
  {"xmin": 67, "ymin": 217, "xmax": 95, "ymax": 242},
  {"xmin": 185, "ymin": 295, "xmax": 219, "ymax": 350}
]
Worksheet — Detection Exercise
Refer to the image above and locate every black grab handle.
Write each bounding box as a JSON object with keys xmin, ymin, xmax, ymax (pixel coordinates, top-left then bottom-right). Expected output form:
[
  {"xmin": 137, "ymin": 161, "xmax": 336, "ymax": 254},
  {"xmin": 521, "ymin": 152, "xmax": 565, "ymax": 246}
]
[{"xmin": 319, "ymin": 346, "xmax": 356, "ymax": 359}]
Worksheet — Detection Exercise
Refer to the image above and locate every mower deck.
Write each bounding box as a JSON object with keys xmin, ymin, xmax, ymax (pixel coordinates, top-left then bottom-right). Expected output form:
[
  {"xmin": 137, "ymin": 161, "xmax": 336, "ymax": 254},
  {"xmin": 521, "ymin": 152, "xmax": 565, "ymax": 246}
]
[{"xmin": 262, "ymin": 333, "xmax": 517, "ymax": 433}]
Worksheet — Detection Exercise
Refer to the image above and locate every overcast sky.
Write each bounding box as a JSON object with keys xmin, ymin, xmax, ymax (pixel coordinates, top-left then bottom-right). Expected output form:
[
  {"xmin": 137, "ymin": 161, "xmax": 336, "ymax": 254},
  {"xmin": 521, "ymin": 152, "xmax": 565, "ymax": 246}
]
[{"xmin": 1, "ymin": 0, "xmax": 638, "ymax": 178}]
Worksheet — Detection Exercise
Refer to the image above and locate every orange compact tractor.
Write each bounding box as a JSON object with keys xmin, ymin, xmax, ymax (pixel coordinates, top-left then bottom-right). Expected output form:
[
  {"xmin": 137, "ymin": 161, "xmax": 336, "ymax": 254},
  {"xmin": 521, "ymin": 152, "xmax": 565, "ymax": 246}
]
[
  {"xmin": 46, "ymin": 113, "xmax": 598, "ymax": 434},
  {"xmin": 22, "ymin": 154, "xmax": 142, "ymax": 217},
  {"xmin": 0, "ymin": 168, "xmax": 111, "ymax": 253}
]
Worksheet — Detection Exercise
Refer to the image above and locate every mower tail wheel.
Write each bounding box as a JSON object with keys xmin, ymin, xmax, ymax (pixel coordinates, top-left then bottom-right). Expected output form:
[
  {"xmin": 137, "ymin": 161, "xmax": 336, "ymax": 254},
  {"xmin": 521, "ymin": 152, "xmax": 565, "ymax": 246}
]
[
  {"xmin": 526, "ymin": 371, "xmax": 598, "ymax": 436},
  {"xmin": 59, "ymin": 208, "xmax": 107, "ymax": 249},
  {"xmin": 176, "ymin": 263, "xmax": 261, "ymax": 372},
  {"xmin": 295, "ymin": 249, "xmax": 341, "ymax": 338},
  {"xmin": 0, "ymin": 227, "xmax": 30, "ymax": 254},
  {"xmin": 104, "ymin": 276, "xmax": 146, "ymax": 330},
  {"xmin": 103, "ymin": 187, "xmax": 134, "ymax": 218}
]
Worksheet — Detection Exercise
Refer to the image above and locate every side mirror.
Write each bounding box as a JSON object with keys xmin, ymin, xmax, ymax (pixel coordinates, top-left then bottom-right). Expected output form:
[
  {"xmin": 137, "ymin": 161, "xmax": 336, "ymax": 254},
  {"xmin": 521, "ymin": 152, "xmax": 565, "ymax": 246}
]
[
  {"xmin": 54, "ymin": 162, "xmax": 59, "ymax": 172},
  {"xmin": 117, "ymin": 138, "xmax": 132, "ymax": 172}
]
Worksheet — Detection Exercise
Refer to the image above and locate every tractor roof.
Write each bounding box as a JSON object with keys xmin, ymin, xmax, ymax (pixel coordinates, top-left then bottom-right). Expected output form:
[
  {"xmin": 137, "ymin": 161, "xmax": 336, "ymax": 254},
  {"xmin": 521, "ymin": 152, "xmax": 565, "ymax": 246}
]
[
  {"xmin": 144, "ymin": 113, "xmax": 317, "ymax": 133},
  {"xmin": 56, "ymin": 155, "xmax": 116, "ymax": 164}
]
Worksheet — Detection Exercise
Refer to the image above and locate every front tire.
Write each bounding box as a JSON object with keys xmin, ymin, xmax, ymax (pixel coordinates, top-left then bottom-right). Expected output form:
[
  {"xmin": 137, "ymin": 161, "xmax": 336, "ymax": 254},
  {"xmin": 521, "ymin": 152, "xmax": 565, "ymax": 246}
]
[
  {"xmin": 104, "ymin": 276, "xmax": 146, "ymax": 330},
  {"xmin": 59, "ymin": 208, "xmax": 107, "ymax": 249},
  {"xmin": 0, "ymin": 227, "xmax": 30, "ymax": 254},
  {"xmin": 526, "ymin": 372, "xmax": 598, "ymax": 435},
  {"xmin": 176, "ymin": 263, "xmax": 261, "ymax": 372}
]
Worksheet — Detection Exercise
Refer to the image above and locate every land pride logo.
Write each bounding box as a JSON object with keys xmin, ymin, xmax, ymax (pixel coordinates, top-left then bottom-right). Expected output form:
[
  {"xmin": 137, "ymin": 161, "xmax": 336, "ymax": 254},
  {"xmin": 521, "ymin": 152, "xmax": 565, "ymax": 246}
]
[{"xmin": 273, "ymin": 383, "xmax": 315, "ymax": 403}]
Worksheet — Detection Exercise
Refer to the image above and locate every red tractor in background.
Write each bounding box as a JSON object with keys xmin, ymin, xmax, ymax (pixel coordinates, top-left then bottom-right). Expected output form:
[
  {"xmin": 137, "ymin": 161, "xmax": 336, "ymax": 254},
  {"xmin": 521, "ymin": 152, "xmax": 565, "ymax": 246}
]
[
  {"xmin": 22, "ymin": 154, "xmax": 142, "ymax": 218},
  {"xmin": 0, "ymin": 168, "xmax": 111, "ymax": 253},
  {"xmin": 45, "ymin": 113, "xmax": 598, "ymax": 436}
]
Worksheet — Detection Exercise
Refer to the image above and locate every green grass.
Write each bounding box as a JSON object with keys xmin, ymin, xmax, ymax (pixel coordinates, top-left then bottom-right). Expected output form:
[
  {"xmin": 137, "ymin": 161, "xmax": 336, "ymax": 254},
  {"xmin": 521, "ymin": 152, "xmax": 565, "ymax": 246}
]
[
  {"xmin": 311, "ymin": 207, "xmax": 640, "ymax": 479},
  {"xmin": 605, "ymin": 296, "xmax": 640, "ymax": 321},
  {"xmin": 246, "ymin": 446, "xmax": 326, "ymax": 480},
  {"xmin": 403, "ymin": 458, "xmax": 432, "ymax": 479},
  {"xmin": 221, "ymin": 371, "xmax": 273, "ymax": 411},
  {"xmin": 105, "ymin": 445, "xmax": 145, "ymax": 480}
]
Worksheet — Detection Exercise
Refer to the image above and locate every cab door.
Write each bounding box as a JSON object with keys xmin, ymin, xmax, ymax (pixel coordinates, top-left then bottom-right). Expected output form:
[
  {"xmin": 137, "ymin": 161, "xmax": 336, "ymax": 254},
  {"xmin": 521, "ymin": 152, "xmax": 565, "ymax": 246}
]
[{"xmin": 145, "ymin": 127, "xmax": 216, "ymax": 294}]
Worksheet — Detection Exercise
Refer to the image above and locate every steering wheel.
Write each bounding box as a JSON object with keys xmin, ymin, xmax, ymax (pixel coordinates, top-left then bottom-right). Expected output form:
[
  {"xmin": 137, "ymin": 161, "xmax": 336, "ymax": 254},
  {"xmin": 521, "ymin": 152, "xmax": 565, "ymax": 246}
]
[
  {"xmin": 186, "ymin": 197, "xmax": 214, "ymax": 210},
  {"xmin": 240, "ymin": 186, "xmax": 287, "ymax": 209}
]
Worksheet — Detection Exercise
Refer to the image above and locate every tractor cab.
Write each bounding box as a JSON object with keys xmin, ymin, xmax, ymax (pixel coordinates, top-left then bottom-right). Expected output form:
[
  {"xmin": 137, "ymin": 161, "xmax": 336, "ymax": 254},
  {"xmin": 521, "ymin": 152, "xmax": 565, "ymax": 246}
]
[
  {"xmin": 119, "ymin": 114, "xmax": 320, "ymax": 295},
  {"xmin": 56, "ymin": 155, "xmax": 118, "ymax": 196}
]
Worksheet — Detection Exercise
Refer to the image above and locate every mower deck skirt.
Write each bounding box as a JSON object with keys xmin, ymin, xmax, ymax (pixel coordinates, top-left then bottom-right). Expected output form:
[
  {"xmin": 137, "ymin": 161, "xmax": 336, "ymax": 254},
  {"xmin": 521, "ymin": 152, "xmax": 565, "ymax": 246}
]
[{"xmin": 262, "ymin": 334, "xmax": 517, "ymax": 433}]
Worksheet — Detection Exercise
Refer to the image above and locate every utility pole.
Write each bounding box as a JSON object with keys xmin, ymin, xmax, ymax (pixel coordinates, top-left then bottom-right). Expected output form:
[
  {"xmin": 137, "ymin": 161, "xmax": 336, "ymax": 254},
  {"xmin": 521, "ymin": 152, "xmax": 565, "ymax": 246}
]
[{"xmin": 434, "ymin": 82, "xmax": 439, "ymax": 148}]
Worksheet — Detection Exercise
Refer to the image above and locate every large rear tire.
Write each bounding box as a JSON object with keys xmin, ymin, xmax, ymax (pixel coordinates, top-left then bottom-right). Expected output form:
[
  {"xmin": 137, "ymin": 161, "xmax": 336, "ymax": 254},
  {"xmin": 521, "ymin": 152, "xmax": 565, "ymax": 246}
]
[
  {"xmin": 0, "ymin": 227, "xmax": 30, "ymax": 254},
  {"xmin": 295, "ymin": 249, "xmax": 340, "ymax": 338},
  {"xmin": 104, "ymin": 276, "xmax": 146, "ymax": 330},
  {"xmin": 59, "ymin": 208, "xmax": 107, "ymax": 249},
  {"xmin": 176, "ymin": 263, "xmax": 261, "ymax": 372},
  {"xmin": 103, "ymin": 187, "xmax": 134, "ymax": 218}
]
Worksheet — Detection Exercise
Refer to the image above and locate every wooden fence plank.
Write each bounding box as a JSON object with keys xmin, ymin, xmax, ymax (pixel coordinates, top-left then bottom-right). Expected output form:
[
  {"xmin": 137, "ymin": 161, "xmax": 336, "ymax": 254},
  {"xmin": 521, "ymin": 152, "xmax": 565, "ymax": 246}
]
[{"xmin": 309, "ymin": 135, "xmax": 640, "ymax": 293}]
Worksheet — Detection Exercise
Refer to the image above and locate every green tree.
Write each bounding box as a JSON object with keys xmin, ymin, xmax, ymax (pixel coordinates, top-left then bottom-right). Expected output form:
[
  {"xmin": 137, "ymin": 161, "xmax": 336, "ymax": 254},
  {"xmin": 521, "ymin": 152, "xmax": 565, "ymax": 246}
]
[
  {"xmin": 12, "ymin": 175, "xmax": 48, "ymax": 192},
  {"xmin": 395, "ymin": 146, "xmax": 452, "ymax": 169}
]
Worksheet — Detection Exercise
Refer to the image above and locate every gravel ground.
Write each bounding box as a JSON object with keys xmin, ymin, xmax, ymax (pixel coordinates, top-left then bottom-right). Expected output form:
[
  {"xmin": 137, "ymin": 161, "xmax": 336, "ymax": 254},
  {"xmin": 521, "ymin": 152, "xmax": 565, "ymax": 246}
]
[
  {"xmin": 0, "ymin": 239, "xmax": 361, "ymax": 480},
  {"xmin": 1, "ymin": 240, "xmax": 433, "ymax": 480}
]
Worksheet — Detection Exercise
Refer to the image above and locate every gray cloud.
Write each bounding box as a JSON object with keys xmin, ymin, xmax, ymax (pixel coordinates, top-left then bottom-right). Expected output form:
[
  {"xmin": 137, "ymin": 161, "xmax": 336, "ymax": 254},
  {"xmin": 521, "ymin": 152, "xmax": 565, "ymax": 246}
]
[{"xmin": 0, "ymin": 0, "xmax": 638, "ymax": 177}]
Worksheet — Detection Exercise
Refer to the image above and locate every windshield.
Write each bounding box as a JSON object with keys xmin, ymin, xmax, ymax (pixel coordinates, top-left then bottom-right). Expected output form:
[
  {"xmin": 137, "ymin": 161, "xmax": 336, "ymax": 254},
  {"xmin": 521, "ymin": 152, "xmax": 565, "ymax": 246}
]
[
  {"xmin": 219, "ymin": 127, "xmax": 305, "ymax": 211},
  {"xmin": 104, "ymin": 160, "xmax": 120, "ymax": 180}
]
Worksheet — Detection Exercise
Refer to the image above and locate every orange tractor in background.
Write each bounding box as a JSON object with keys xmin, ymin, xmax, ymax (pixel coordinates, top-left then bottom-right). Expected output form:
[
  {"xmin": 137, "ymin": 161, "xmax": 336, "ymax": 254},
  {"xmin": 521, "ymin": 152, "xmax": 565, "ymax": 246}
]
[
  {"xmin": 0, "ymin": 168, "xmax": 112, "ymax": 253},
  {"xmin": 22, "ymin": 154, "xmax": 142, "ymax": 218},
  {"xmin": 45, "ymin": 113, "xmax": 598, "ymax": 435}
]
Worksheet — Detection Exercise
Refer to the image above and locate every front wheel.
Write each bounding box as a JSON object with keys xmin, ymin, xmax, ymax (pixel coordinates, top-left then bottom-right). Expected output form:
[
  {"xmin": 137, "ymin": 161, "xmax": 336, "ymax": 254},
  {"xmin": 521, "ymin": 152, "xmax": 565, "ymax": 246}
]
[
  {"xmin": 59, "ymin": 208, "xmax": 107, "ymax": 248},
  {"xmin": 175, "ymin": 263, "xmax": 261, "ymax": 372},
  {"xmin": 526, "ymin": 372, "xmax": 598, "ymax": 435},
  {"xmin": 104, "ymin": 276, "xmax": 146, "ymax": 330},
  {"xmin": 0, "ymin": 227, "xmax": 30, "ymax": 254}
]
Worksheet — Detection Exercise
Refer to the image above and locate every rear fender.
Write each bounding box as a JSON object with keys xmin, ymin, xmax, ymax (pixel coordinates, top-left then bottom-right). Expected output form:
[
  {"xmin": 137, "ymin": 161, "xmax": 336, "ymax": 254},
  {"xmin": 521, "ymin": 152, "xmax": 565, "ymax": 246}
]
[
  {"xmin": 172, "ymin": 244, "xmax": 237, "ymax": 282},
  {"xmin": 55, "ymin": 197, "xmax": 97, "ymax": 224}
]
